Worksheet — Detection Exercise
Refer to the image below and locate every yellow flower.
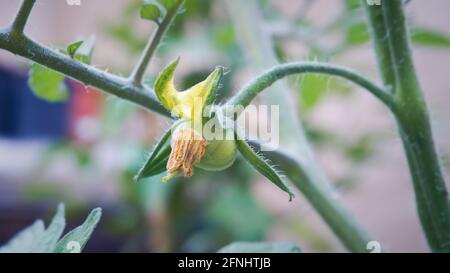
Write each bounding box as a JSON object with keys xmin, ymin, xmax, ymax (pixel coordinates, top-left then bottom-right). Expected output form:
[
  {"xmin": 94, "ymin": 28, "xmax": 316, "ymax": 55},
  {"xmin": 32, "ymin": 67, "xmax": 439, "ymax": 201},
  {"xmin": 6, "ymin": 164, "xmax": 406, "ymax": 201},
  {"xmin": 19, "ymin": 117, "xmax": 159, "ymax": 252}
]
[
  {"xmin": 154, "ymin": 57, "xmax": 223, "ymax": 122},
  {"xmin": 154, "ymin": 59, "xmax": 236, "ymax": 181}
]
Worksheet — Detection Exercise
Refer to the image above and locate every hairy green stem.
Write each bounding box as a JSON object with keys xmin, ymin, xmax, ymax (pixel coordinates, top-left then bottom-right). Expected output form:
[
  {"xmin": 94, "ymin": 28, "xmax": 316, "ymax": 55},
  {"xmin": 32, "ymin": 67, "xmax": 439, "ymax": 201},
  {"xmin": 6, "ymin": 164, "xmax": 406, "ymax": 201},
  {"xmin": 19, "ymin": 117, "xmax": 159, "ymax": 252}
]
[
  {"xmin": 249, "ymin": 141, "xmax": 373, "ymax": 252},
  {"xmin": 0, "ymin": 31, "xmax": 169, "ymax": 116},
  {"xmin": 225, "ymin": 0, "xmax": 374, "ymax": 252},
  {"xmin": 364, "ymin": 0, "xmax": 450, "ymax": 252},
  {"xmin": 11, "ymin": 0, "xmax": 35, "ymax": 34},
  {"xmin": 227, "ymin": 62, "xmax": 394, "ymax": 112},
  {"xmin": 362, "ymin": 2, "xmax": 396, "ymax": 89},
  {"xmin": 129, "ymin": 0, "xmax": 184, "ymax": 87}
]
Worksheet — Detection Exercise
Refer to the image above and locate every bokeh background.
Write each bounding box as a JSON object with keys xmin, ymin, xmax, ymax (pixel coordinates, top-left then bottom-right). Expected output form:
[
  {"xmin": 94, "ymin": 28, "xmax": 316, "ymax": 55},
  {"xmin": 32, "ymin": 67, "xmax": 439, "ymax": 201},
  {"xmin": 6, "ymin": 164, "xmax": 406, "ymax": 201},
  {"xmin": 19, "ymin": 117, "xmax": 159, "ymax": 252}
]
[{"xmin": 1, "ymin": 0, "xmax": 450, "ymax": 252}]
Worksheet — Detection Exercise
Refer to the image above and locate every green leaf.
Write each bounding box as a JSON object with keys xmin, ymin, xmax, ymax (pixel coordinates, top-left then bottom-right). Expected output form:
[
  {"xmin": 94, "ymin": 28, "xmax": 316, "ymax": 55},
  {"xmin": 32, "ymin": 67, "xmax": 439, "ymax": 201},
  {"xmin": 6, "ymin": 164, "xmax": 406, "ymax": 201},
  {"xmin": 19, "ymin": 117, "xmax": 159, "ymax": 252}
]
[
  {"xmin": 0, "ymin": 204, "xmax": 65, "ymax": 253},
  {"xmin": 235, "ymin": 132, "xmax": 294, "ymax": 201},
  {"xmin": 411, "ymin": 28, "xmax": 450, "ymax": 48},
  {"xmin": 346, "ymin": 22, "xmax": 369, "ymax": 46},
  {"xmin": 135, "ymin": 127, "xmax": 172, "ymax": 180},
  {"xmin": 74, "ymin": 36, "xmax": 96, "ymax": 64},
  {"xmin": 158, "ymin": 0, "xmax": 177, "ymax": 10},
  {"xmin": 0, "ymin": 220, "xmax": 46, "ymax": 253},
  {"xmin": 345, "ymin": 0, "xmax": 361, "ymax": 11},
  {"xmin": 67, "ymin": 40, "xmax": 84, "ymax": 59},
  {"xmin": 54, "ymin": 208, "xmax": 102, "ymax": 253},
  {"xmin": 0, "ymin": 204, "xmax": 101, "ymax": 253},
  {"xmin": 141, "ymin": 3, "xmax": 162, "ymax": 22},
  {"xmin": 299, "ymin": 73, "xmax": 329, "ymax": 111},
  {"xmin": 28, "ymin": 63, "xmax": 68, "ymax": 102},
  {"xmin": 218, "ymin": 241, "xmax": 301, "ymax": 253},
  {"xmin": 34, "ymin": 203, "xmax": 66, "ymax": 253}
]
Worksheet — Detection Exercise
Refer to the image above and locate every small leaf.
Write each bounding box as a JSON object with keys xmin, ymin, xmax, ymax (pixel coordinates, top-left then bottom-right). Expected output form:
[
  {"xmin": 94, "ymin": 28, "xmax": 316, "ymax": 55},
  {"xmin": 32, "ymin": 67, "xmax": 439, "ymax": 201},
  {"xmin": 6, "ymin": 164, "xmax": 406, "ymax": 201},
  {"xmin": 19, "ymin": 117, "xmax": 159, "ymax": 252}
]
[
  {"xmin": 346, "ymin": 22, "xmax": 369, "ymax": 46},
  {"xmin": 235, "ymin": 132, "xmax": 294, "ymax": 201},
  {"xmin": 141, "ymin": 3, "xmax": 162, "ymax": 22},
  {"xmin": 28, "ymin": 63, "xmax": 68, "ymax": 102},
  {"xmin": 34, "ymin": 203, "xmax": 66, "ymax": 253},
  {"xmin": 54, "ymin": 208, "xmax": 102, "ymax": 253},
  {"xmin": 158, "ymin": 0, "xmax": 177, "ymax": 10},
  {"xmin": 135, "ymin": 127, "xmax": 172, "ymax": 180},
  {"xmin": 67, "ymin": 40, "xmax": 84, "ymax": 59},
  {"xmin": 74, "ymin": 36, "xmax": 96, "ymax": 64},
  {"xmin": 345, "ymin": 0, "xmax": 361, "ymax": 11},
  {"xmin": 0, "ymin": 220, "xmax": 45, "ymax": 253},
  {"xmin": 299, "ymin": 73, "xmax": 329, "ymax": 111},
  {"xmin": 218, "ymin": 241, "xmax": 301, "ymax": 253},
  {"xmin": 411, "ymin": 27, "xmax": 450, "ymax": 48}
]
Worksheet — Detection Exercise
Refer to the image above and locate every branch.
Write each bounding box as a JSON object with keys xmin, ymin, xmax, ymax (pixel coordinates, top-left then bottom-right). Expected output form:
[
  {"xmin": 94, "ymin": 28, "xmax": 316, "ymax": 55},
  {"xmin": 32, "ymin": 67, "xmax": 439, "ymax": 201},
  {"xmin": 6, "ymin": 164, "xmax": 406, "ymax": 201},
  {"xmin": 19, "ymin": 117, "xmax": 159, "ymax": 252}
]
[
  {"xmin": 362, "ymin": 1, "xmax": 396, "ymax": 89},
  {"xmin": 225, "ymin": 0, "xmax": 374, "ymax": 252},
  {"xmin": 129, "ymin": 0, "xmax": 184, "ymax": 87},
  {"xmin": 227, "ymin": 62, "xmax": 395, "ymax": 113},
  {"xmin": 0, "ymin": 32, "xmax": 170, "ymax": 116},
  {"xmin": 363, "ymin": 0, "xmax": 450, "ymax": 252},
  {"xmin": 11, "ymin": 0, "xmax": 36, "ymax": 35},
  {"xmin": 248, "ymin": 141, "xmax": 373, "ymax": 253},
  {"xmin": 379, "ymin": 0, "xmax": 450, "ymax": 252}
]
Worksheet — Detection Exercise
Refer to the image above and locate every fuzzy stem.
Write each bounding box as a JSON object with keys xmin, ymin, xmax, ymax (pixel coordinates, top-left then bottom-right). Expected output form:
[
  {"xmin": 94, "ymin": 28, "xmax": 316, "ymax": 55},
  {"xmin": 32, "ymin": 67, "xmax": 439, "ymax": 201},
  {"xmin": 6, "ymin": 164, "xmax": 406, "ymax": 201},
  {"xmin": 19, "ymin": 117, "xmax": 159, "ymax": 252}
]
[
  {"xmin": 364, "ymin": 0, "xmax": 450, "ymax": 252},
  {"xmin": 249, "ymin": 142, "xmax": 373, "ymax": 253},
  {"xmin": 362, "ymin": 2, "xmax": 396, "ymax": 89},
  {"xmin": 129, "ymin": 0, "xmax": 184, "ymax": 87},
  {"xmin": 11, "ymin": 0, "xmax": 36, "ymax": 35},
  {"xmin": 227, "ymin": 62, "xmax": 394, "ymax": 113},
  {"xmin": 0, "ymin": 32, "xmax": 169, "ymax": 116},
  {"xmin": 225, "ymin": 0, "xmax": 375, "ymax": 252}
]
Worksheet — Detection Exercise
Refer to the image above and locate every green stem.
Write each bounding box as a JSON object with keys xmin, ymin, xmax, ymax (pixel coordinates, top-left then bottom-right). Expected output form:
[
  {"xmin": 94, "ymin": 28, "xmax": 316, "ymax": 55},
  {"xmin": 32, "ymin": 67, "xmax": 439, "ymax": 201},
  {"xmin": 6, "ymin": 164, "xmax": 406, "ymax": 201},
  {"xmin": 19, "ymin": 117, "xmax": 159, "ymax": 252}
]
[
  {"xmin": 225, "ymin": 0, "xmax": 374, "ymax": 252},
  {"xmin": 362, "ymin": 2, "xmax": 396, "ymax": 89},
  {"xmin": 11, "ymin": 0, "xmax": 36, "ymax": 35},
  {"xmin": 364, "ymin": 0, "xmax": 450, "ymax": 252},
  {"xmin": 227, "ymin": 62, "xmax": 394, "ymax": 112},
  {"xmin": 0, "ymin": 31, "xmax": 169, "ymax": 116},
  {"xmin": 250, "ymin": 142, "xmax": 373, "ymax": 252},
  {"xmin": 129, "ymin": 0, "xmax": 184, "ymax": 87}
]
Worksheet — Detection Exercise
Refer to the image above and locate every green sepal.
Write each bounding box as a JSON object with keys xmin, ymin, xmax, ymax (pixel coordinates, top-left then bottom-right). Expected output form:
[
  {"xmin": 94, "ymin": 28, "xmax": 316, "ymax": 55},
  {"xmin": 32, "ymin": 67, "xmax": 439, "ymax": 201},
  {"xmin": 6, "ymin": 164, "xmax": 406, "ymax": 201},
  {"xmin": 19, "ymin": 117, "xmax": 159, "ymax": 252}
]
[
  {"xmin": 235, "ymin": 131, "xmax": 294, "ymax": 201},
  {"xmin": 135, "ymin": 127, "xmax": 172, "ymax": 180}
]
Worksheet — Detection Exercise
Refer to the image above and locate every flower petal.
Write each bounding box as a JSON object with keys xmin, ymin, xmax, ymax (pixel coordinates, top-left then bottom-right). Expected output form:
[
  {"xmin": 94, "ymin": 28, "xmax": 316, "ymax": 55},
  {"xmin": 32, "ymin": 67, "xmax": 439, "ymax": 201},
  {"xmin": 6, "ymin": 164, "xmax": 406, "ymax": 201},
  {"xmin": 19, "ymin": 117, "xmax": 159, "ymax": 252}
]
[{"xmin": 154, "ymin": 58, "xmax": 223, "ymax": 121}]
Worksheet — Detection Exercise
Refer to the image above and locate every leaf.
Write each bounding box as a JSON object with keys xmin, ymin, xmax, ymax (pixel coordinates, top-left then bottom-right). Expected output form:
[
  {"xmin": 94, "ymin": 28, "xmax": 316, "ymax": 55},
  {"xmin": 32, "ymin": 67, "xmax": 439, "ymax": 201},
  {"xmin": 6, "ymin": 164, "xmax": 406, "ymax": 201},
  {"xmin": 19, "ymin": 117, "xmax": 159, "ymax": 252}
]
[
  {"xmin": 158, "ymin": 0, "xmax": 178, "ymax": 9},
  {"xmin": 135, "ymin": 127, "xmax": 172, "ymax": 180},
  {"xmin": 0, "ymin": 204, "xmax": 65, "ymax": 253},
  {"xmin": 218, "ymin": 241, "xmax": 301, "ymax": 253},
  {"xmin": 28, "ymin": 63, "xmax": 68, "ymax": 102},
  {"xmin": 346, "ymin": 22, "xmax": 369, "ymax": 46},
  {"xmin": 299, "ymin": 73, "xmax": 329, "ymax": 111},
  {"xmin": 0, "ymin": 220, "xmax": 45, "ymax": 253},
  {"xmin": 67, "ymin": 40, "xmax": 84, "ymax": 59},
  {"xmin": 34, "ymin": 203, "xmax": 66, "ymax": 253},
  {"xmin": 74, "ymin": 36, "xmax": 96, "ymax": 64},
  {"xmin": 141, "ymin": 3, "xmax": 162, "ymax": 22},
  {"xmin": 235, "ymin": 132, "xmax": 294, "ymax": 201},
  {"xmin": 411, "ymin": 28, "xmax": 450, "ymax": 48},
  {"xmin": 345, "ymin": 0, "xmax": 361, "ymax": 11},
  {"xmin": 54, "ymin": 208, "xmax": 102, "ymax": 253},
  {"xmin": 0, "ymin": 204, "xmax": 101, "ymax": 253}
]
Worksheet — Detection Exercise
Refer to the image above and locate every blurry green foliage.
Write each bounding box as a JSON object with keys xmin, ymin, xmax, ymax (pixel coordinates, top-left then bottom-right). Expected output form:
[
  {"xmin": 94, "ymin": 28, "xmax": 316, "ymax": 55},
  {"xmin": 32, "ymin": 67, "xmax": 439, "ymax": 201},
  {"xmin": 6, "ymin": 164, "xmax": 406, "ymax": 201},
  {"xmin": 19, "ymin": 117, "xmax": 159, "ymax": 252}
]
[{"xmin": 0, "ymin": 204, "xmax": 101, "ymax": 253}]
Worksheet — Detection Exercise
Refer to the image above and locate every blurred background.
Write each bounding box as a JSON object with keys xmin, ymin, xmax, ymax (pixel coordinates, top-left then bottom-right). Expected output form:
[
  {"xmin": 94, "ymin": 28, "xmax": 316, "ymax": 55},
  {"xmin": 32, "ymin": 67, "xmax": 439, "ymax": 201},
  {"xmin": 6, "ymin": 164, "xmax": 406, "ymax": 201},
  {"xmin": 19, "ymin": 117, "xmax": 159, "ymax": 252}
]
[{"xmin": 0, "ymin": 0, "xmax": 449, "ymax": 252}]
